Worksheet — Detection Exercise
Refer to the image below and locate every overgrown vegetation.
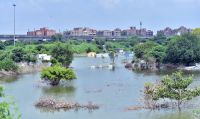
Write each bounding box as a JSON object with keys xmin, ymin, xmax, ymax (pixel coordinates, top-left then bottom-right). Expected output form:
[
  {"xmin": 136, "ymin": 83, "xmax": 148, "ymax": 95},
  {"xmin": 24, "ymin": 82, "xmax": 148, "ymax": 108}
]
[{"xmin": 133, "ymin": 31, "xmax": 200, "ymax": 66}]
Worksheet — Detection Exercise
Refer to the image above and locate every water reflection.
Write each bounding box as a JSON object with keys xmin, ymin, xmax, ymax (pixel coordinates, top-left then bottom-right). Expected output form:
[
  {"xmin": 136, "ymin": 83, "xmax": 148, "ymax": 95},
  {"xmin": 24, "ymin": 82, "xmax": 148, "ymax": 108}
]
[
  {"xmin": 150, "ymin": 111, "xmax": 192, "ymax": 119},
  {"xmin": 42, "ymin": 86, "xmax": 75, "ymax": 95},
  {"xmin": 0, "ymin": 76, "xmax": 18, "ymax": 83}
]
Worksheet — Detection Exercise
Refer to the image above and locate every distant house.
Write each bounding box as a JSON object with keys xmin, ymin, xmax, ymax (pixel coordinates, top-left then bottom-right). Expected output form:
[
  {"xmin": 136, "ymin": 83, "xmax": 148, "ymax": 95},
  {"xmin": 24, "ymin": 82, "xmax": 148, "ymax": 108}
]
[{"xmin": 37, "ymin": 54, "xmax": 51, "ymax": 61}]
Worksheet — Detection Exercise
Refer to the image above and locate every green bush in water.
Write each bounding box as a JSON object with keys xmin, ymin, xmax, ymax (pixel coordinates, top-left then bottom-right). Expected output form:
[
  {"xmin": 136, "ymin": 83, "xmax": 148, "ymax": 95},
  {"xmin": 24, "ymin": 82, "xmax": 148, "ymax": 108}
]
[{"xmin": 41, "ymin": 65, "xmax": 76, "ymax": 86}]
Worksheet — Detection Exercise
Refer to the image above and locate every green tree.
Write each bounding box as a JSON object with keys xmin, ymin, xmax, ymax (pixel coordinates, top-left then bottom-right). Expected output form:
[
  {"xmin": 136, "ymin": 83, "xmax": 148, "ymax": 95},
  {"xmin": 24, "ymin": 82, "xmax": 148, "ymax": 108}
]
[
  {"xmin": 0, "ymin": 42, "xmax": 5, "ymax": 50},
  {"xmin": 192, "ymin": 28, "xmax": 200, "ymax": 36},
  {"xmin": 0, "ymin": 59, "xmax": 18, "ymax": 71},
  {"xmin": 11, "ymin": 47, "xmax": 26, "ymax": 63},
  {"xmin": 133, "ymin": 41, "xmax": 158, "ymax": 59},
  {"xmin": 147, "ymin": 45, "xmax": 166, "ymax": 63},
  {"xmin": 51, "ymin": 34, "xmax": 63, "ymax": 41},
  {"xmin": 24, "ymin": 53, "xmax": 37, "ymax": 64},
  {"xmin": 35, "ymin": 45, "xmax": 48, "ymax": 54},
  {"xmin": 153, "ymin": 32, "xmax": 168, "ymax": 44},
  {"xmin": 165, "ymin": 33, "xmax": 200, "ymax": 65},
  {"xmin": 94, "ymin": 38, "xmax": 105, "ymax": 51},
  {"xmin": 41, "ymin": 65, "xmax": 76, "ymax": 86},
  {"xmin": 109, "ymin": 51, "xmax": 117, "ymax": 64},
  {"xmin": 51, "ymin": 43, "xmax": 74, "ymax": 67},
  {"xmin": 128, "ymin": 37, "xmax": 140, "ymax": 47},
  {"xmin": 144, "ymin": 71, "xmax": 200, "ymax": 111}
]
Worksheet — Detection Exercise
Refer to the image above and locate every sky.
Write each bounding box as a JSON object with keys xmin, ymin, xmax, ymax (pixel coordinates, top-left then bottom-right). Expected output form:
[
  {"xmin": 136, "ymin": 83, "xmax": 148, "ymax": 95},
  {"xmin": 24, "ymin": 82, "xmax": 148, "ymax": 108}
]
[{"xmin": 0, "ymin": 0, "xmax": 200, "ymax": 34}]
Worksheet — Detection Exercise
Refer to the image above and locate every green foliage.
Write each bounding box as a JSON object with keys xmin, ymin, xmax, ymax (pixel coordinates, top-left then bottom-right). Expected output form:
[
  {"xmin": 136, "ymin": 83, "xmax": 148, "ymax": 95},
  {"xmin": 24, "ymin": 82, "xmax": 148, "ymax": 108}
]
[
  {"xmin": 0, "ymin": 59, "xmax": 18, "ymax": 71},
  {"xmin": 165, "ymin": 33, "xmax": 200, "ymax": 65},
  {"xmin": 11, "ymin": 47, "xmax": 26, "ymax": 63},
  {"xmin": 94, "ymin": 38, "xmax": 105, "ymax": 50},
  {"xmin": 51, "ymin": 34, "xmax": 63, "ymax": 41},
  {"xmin": 0, "ymin": 42, "xmax": 5, "ymax": 50},
  {"xmin": 192, "ymin": 28, "xmax": 200, "ymax": 37},
  {"xmin": 133, "ymin": 41, "xmax": 158, "ymax": 59},
  {"xmin": 105, "ymin": 42, "xmax": 122, "ymax": 51},
  {"xmin": 147, "ymin": 45, "xmax": 166, "ymax": 62},
  {"xmin": 0, "ymin": 86, "xmax": 21, "ymax": 119},
  {"xmin": 41, "ymin": 65, "xmax": 76, "ymax": 86},
  {"xmin": 35, "ymin": 44, "xmax": 46, "ymax": 52},
  {"xmin": 24, "ymin": 53, "xmax": 37, "ymax": 64},
  {"xmin": 0, "ymin": 102, "xmax": 11, "ymax": 119},
  {"xmin": 70, "ymin": 42, "xmax": 99, "ymax": 53},
  {"xmin": 153, "ymin": 32, "xmax": 168, "ymax": 44},
  {"xmin": 144, "ymin": 71, "xmax": 200, "ymax": 110},
  {"xmin": 11, "ymin": 47, "xmax": 37, "ymax": 64},
  {"xmin": 50, "ymin": 58, "xmax": 59, "ymax": 66},
  {"xmin": 109, "ymin": 51, "xmax": 116, "ymax": 64},
  {"xmin": 51, "ymin": 43, "xmax": 74, "ymax": 67},
  {"xmin": 127, "ymin": 37, "xmax": 140, "ymax": 47},
  {"xmin": 0, "ymin": 51, "xmax": 10, "ymax": 61}
]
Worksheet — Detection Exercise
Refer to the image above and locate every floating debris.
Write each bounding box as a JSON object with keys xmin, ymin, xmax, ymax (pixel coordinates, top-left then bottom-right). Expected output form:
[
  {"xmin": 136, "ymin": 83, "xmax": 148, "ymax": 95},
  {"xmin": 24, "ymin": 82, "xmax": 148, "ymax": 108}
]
[{"xmin": 35, "ymin": 97, "xmax": 99, "ymax": 111}]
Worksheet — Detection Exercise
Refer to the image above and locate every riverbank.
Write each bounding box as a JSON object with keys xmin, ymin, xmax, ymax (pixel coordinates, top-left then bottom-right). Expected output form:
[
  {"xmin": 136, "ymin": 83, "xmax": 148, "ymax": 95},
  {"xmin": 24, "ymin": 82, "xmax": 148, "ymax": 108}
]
[
  {"xmin": 0, "ymin": 63, "xmax": 50, "ymax": 78},
  {"xmin": 17, "ymin": 62, "xmax": 50, "ymax": 74}
]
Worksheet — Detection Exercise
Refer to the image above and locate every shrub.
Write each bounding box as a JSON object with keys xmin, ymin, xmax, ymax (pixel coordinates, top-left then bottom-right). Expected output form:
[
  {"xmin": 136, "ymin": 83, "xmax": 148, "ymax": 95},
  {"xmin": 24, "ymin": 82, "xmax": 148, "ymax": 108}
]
[
  {"xmin": 41, "ymin": 65, "xmax": 76, "ymax": 86},
  {"xmin": 0, "ymin": 59, "xmax": 18, "ymax": 71}
]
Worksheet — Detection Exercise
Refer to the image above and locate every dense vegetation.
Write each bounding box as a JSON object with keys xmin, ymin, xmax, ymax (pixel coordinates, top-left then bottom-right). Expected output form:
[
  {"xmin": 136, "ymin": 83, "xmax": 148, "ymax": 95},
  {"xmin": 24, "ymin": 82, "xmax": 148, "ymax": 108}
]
[
  {"xmin": 51, "ymin": 43, "xmax": 74, "ymax": 67},
  {"xmin": 133, "ymin": 31, "xmax": 200, "ymax": 66}
]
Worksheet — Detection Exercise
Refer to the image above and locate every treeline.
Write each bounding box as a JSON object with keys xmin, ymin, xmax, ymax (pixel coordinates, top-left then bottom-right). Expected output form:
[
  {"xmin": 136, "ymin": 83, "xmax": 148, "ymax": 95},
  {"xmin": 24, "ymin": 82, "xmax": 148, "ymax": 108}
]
[
  {"xmin": 133, "ymin": 28, "xmax": 200, "ymax": 66},
  {"xmin": 0, "ymin": 36, "xmax": 142, "ymax": 72}
]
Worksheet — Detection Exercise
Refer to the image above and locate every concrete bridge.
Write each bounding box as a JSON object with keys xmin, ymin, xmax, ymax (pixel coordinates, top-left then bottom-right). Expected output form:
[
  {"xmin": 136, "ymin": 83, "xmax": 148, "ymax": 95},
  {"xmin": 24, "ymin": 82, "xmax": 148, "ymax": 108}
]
[
  {"xmin": 0, "ymin": 34, "xmax": 153, "ymax": 42},
  {"xmin": 0, "ymin": 35, "xmax": 51, "ymax": 41}
]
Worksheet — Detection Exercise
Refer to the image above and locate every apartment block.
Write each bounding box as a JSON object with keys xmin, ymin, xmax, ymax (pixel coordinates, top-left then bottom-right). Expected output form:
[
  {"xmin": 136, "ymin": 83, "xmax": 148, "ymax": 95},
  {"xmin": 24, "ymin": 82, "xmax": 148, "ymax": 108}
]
[{"xmin": 27, "ymin": 27, "xmax": 56, "ymax": 37}]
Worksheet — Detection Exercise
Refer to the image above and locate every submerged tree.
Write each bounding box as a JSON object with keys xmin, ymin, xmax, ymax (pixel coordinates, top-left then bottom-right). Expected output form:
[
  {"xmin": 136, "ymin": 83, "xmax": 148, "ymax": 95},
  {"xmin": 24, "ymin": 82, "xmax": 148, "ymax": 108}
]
[
  {"xmin": 41, "ymin": 65, "xmax": 76, "ymax": 86},
  {"xmin": 144, "ymin": 71, "xmax": 200, "ymax": 111},
  {"xmin": 109, "ymin": 51, "xmax": 118, "ymax": 65}
]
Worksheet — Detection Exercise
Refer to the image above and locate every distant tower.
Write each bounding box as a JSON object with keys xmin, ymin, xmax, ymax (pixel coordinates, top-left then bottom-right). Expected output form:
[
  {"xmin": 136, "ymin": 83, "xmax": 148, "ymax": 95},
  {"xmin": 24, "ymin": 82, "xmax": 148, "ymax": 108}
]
[
  {"xmin": 140, "ymin": 21, "xmax": 142, "ymax": 36},
  {"xmin": 140, "ymin": 21, "xmax": 142, "ymax": 30}
]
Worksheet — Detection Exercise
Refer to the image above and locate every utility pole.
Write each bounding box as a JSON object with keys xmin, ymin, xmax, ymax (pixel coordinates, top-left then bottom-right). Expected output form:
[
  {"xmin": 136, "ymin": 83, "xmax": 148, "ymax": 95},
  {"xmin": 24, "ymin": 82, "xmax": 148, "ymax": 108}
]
[{"xmin": 13, "ymin": 4, "xmax": 16, "ymax": 46}]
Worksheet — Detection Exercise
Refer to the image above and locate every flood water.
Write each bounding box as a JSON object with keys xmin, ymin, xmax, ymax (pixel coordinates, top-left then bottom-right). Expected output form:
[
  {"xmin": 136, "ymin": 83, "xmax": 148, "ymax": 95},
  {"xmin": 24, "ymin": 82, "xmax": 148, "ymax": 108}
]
[{"xmin": 1, "ymin": 56, "xmax": 200, "ymax": 119}]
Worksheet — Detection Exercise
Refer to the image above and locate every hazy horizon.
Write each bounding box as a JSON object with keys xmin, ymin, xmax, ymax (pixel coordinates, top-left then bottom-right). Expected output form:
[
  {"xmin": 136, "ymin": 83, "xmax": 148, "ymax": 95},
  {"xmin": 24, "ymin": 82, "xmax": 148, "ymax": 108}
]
[{"xmin": 0, "ymin": 0, "xmax": 200, "ymax": 34}]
